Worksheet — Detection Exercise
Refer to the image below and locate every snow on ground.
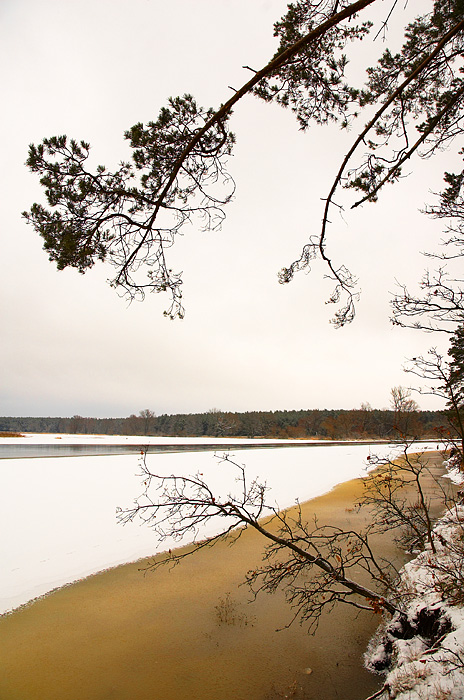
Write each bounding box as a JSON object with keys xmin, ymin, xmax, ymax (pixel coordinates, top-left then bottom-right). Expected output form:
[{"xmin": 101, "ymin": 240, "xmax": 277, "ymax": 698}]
[
  {"xmin": 0, "ymin": 439, "xmax": 442, "ymax": 615},
  {"xmin": 0, "ymin": 432, "xmax": 320, "ymax": 445},
  {"xmin": 364, "ymin": 462, "xmax": 464, "ymax": 700}
]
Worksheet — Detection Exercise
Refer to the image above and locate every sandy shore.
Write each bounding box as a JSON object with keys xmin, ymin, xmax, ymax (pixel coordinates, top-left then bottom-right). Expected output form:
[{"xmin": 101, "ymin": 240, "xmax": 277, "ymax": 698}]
[{"xmin": 0, "ymin": 452, "xmax": 451, "ymax": 700}]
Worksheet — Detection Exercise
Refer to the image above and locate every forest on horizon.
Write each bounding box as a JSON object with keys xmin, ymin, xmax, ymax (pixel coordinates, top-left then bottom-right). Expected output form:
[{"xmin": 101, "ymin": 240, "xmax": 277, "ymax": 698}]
[{"xmin": 0, "ymin": 406, "xmax": 448, "ymax": 440}]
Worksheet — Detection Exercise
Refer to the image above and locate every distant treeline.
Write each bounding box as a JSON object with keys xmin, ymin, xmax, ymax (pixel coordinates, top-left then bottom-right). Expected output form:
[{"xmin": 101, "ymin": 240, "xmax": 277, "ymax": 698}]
[{"xmin": 0, "ymin": 408, "xmax": 447, "ymax": 440}]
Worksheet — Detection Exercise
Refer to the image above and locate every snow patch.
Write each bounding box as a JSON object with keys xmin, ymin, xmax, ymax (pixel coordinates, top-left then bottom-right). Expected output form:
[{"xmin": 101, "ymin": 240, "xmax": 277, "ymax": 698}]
[{"xmin": 364, "ymin": 465, "xmax": 464, "ymax": 700}]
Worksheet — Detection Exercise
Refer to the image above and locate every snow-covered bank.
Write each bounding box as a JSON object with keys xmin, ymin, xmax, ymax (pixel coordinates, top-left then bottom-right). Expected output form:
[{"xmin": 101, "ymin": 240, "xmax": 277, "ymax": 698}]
[
  {"xmin": 0, "ymin": 432, "xmax": 319, "ymax": 446},
  {"xmin": 0, "ymin": 432, "xmax": 438, "ymax": 447},
  {"xmin": 364, "ymin": 464, "xmax": 464, "ymax": 700}
]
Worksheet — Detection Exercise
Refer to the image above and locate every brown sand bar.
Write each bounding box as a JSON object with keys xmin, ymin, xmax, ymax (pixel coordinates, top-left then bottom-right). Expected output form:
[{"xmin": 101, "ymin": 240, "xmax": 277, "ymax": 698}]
[{"xmin": 0, "ymin": 452, "xmax": 452, "ymax": 700}]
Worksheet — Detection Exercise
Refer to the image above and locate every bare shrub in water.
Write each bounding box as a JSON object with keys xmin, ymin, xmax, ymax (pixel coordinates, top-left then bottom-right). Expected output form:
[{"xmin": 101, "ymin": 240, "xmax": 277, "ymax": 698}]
[
  {"xmin": 214, "ymin": 592, "xmax": 255, "ymax": 627},
  {"xmin": 360, "ymin": 444, "xmax": 450, "ymax": 556}
]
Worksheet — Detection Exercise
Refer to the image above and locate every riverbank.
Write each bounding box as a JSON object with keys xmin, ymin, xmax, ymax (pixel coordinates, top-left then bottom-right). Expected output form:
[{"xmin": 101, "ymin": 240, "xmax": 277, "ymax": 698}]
[{"xmin": 0, "ymin": 452, "xmax": 451, "ymax": 700}]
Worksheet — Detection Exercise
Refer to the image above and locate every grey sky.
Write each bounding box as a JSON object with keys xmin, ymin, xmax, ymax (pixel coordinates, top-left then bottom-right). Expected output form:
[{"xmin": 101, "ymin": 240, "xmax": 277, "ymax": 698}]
[{"xmin": 0, "ymin": 0, "xmax": 456, "ymax": 417}]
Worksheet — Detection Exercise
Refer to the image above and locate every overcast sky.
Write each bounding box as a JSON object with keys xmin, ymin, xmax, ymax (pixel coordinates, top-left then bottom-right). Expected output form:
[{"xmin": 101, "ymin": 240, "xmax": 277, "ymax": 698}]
[{"xmin": 0, "ymin": 0, "xmax": 458, "ymax": 418}]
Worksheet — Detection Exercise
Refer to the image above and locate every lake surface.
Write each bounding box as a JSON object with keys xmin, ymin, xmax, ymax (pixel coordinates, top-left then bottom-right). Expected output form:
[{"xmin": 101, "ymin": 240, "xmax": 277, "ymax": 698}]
[
  {"xmin": 0, "ymin": 437, "xmax": 389, "ymax": 459},
  {"xmin": 0, "ymin": 435, "xmax": 439, "ymax": 614},
  {"xmin": 2, "ymin": 474, "xmax": 405, "ymax": 700}
]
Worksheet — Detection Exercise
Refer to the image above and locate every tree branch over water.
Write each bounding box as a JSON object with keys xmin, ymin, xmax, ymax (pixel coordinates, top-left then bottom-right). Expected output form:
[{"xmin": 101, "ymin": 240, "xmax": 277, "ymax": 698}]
[{"xmin": 119, "ymin": 451, "xmax": 405, "ymax": 632}]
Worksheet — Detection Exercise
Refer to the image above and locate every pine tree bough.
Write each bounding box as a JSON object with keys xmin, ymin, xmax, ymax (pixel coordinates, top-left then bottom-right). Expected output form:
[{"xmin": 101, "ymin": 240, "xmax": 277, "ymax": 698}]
[{"xmin": 23, "ymin": 1, "xmax": 464, "ymax": 327}]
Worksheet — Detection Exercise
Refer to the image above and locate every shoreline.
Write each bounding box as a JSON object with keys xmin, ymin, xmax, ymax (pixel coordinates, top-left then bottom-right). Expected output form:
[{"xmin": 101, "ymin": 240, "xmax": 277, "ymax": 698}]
[
  {"xmin": 0, "ymin": 452, "xmax": 450, "ymax": 700},
  {"xmin": 2, "ymin": 441, "xmax": 424, "ymax": 614}
]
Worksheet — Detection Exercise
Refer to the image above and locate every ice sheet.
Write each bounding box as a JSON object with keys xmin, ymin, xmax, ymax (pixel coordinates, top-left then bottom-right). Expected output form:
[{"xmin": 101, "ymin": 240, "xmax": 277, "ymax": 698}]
[{"xmin": 0, "ymin": 440, "xmax": 441, "ymax": 614}]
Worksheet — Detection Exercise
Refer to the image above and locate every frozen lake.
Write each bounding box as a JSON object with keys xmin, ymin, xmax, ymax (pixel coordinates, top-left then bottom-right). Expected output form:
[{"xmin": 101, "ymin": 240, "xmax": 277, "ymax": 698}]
[{"xmin": 0, "ymin": 435, "xmax": 441, "ymax": 614}]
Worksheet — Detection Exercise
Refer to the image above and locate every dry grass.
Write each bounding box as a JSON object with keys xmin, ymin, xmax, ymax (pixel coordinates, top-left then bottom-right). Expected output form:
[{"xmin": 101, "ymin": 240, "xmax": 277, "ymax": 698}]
[
  {"xmin": 390, "ymin": 663, "xmax": 429, "ymax": 696},
  {"xmin": 418, "ymin": 678, "xmax": 453, "ymax": 700},
  {"xmin": 214, "ymin": 592, "xmax": 256, "ymax": 627}
]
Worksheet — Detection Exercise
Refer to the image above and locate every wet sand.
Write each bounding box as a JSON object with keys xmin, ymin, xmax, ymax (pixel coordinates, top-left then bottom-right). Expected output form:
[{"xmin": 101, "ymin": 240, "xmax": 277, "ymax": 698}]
[{"xmin": 0, "ymin": 452, "xmax": 451, "ymax": 700}]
